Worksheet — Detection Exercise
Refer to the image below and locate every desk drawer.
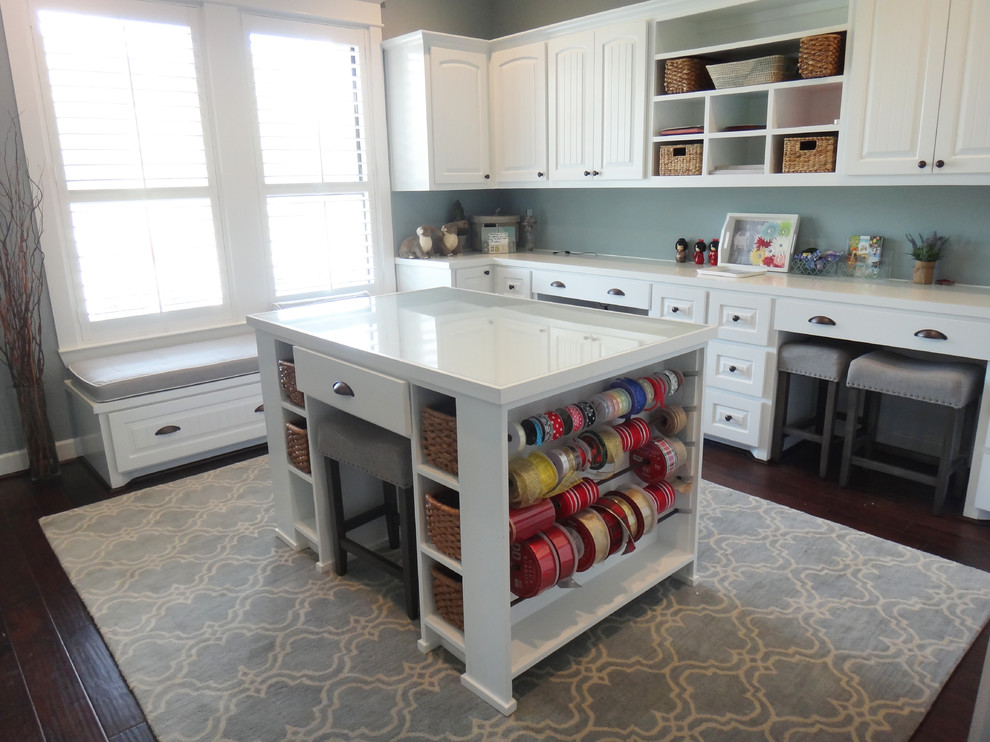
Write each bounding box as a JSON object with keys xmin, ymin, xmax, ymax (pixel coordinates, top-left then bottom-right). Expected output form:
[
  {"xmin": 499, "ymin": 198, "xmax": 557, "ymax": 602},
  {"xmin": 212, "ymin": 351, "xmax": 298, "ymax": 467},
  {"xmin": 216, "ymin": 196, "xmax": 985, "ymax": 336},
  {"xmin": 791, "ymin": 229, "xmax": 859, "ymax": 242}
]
[
  {"xmin": 708, "ymin": 291, "xmax": 773, "ymax": 346},
  {"xmin": 774, "ymin": 298, "xmax": 990, "ymax": 359},
  {"xmin": 108, "ymin": 380, "xmax": 265, "ymax": 473},
  {"xmin": 705, "ymin": 340, "xmax": 773, "ymax": 397},
  {"xmin": 651, "ymin": 284, "xmax": 708, "ymax": 323},
  {"xmin": 702, "ymin": 388, "xmax": 766, "ymax": 447},
  {"xmin": 531, "ymin": 270, "xmax": 651, "ymax": 310},
  {"xmin": 293, "ymin": 347, "xmax": 412, "ymax": 437}
]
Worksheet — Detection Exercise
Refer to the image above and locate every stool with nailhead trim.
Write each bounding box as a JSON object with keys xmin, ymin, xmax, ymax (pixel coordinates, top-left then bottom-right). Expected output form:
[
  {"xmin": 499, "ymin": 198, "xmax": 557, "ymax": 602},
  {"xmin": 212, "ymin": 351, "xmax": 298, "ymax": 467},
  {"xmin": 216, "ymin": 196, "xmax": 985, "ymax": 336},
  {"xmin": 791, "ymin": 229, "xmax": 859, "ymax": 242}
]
[
  {"xmin": 317, "ymin": 408, "xmax": 418, "ymax": 619},
  {"xmin": 771, "ymin": 339, "xmax": 865, "ymax": 478},
  {"xmin": 838, "ymin": 349, "xmax": 983, "ymax": 515}
]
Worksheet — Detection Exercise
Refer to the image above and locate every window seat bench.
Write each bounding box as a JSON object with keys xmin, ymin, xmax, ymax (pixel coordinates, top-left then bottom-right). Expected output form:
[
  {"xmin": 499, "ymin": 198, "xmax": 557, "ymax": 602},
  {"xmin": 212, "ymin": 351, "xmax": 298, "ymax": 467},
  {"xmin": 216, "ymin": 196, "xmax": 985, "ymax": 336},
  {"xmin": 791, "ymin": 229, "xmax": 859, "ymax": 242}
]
[{"xmin": 65, "ymin": 334, "xmax": 266, "ymax": 488}]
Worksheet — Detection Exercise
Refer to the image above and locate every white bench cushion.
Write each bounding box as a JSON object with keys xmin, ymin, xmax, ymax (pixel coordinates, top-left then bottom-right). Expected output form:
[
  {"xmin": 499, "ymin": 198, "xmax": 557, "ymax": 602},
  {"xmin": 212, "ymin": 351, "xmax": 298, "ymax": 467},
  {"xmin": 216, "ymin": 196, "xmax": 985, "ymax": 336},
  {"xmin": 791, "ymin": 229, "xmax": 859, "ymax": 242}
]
[{"xmin": 69, "ymin": 334, "xmax": 259, "ymax": 402}]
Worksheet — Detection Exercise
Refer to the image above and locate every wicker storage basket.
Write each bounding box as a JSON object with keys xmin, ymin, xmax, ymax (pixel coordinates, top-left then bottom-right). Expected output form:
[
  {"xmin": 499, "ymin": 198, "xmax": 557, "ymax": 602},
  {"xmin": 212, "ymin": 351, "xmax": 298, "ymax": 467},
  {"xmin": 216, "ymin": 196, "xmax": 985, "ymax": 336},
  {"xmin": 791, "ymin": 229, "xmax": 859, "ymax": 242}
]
[
  {"xmin": 431, "ymin": 564, "xmax": 464, "ymax": 631},
  {"xmin": 422, "ymin": 402, "xmax": 458, "ymax": 475},
  {"xmin": 277, "ymin": 360, "xmax": 305, "ymax": 407},
  {"xmin": 798, "ymin": 33, "xmax": 844, "ymax": 79},
  {"xmin": 425, "ymin": 490, "xmax": 461, "ymax": 560},
  {"xmin": 658, "ymin": 142, "xmax": 703, "ymax": 176},
  {"xmin": 782, "ymin": 134, "xmax": 837, "ymax": 173},
  {"xmin": 663, "ymin": 57, "xmax": 713, "ymax": 94},
  {"xmin": 285, "ymin": 420, "xmax": 311, "ymax": 473},
  {"xmin": 707, "ymin": 55, "xmax": 794, "ymax": 89}
]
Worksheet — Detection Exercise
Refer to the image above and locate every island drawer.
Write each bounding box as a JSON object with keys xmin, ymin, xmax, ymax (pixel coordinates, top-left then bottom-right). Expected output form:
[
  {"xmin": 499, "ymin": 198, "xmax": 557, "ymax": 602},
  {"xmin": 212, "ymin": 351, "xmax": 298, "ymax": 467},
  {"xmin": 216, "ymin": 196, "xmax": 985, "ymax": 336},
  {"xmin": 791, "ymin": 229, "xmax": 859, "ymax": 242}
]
[
  {"xmin": 530, "ymin": 270, "xmax": 651, "ymax": 310},
  {"xmin": 293, "ymin": 347, "xmax": 412, "ymax": 437}
]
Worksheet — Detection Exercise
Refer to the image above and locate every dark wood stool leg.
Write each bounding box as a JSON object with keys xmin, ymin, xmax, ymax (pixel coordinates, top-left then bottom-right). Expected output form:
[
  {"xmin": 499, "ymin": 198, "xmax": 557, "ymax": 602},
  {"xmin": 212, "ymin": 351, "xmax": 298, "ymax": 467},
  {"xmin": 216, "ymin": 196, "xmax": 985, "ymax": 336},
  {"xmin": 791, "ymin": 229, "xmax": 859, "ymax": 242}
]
[
  {"xmin": 839, "ymin": 387, "xmax": 859, "ymax": 487},
  {"xmin": 326, "ymin": 458, "xmax": 348, "ymax": 575},
  {"xmin": 397, "ymin": 485, "xmax": 419, "ymax": 620},
  {"xmin": 819, "ymin": 379, "xmax": 839, "ymax": 479},
  {"xmin": 383, "ymin": 482, "xmax": 400, "ymax": 550},
  {"xmin": 770, "ymin": 370, "xmax": 790, "ymax": 462},
  {"xmin": 933, "ymin": 406, "xmax": 966, "ymax": 516}
]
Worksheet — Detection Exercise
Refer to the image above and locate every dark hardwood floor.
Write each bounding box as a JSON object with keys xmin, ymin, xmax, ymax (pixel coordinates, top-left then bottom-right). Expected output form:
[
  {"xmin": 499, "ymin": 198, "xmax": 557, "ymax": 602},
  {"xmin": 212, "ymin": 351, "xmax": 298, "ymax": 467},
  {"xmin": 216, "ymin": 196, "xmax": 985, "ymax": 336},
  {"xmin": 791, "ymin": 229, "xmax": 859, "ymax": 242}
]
[{"xmin": 0, "ymin": 441, "xmax": 987, "ymax": 741}]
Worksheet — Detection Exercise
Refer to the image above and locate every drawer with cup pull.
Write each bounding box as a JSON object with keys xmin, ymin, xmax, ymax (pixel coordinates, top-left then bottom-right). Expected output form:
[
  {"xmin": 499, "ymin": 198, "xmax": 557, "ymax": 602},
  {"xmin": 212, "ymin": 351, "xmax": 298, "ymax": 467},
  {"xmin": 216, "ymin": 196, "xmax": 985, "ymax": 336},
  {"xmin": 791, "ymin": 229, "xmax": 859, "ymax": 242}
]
[
  {"xmin": 293, "ymin": 347, "xmax": 412, "ymax": 437},
  {"xmin": 707, "ymin": 291, "xmax": 773, "ymax": 345},
  {"xmin": 530, "ymin": 270, "xmax": 651, "ymax": 310},
  {"xmin": 774, "ymin": 299, "xmax": 990, "ymax": 358}
]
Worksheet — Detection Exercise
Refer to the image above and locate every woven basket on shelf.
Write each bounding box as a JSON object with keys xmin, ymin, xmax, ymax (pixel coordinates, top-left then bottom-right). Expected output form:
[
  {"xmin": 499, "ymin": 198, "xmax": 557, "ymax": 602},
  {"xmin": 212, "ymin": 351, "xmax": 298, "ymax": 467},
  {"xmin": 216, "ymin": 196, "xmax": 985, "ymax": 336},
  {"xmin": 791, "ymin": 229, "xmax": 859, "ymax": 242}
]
[
  {"xmin": 431, "ymin": 565, "xmax": 464, "ymax": 631},
  {"xmin": 798, "ymin": 33, "xmax": 844, "ymax": 79},
  {"xmin": 658, "ymin": 142, "xmax": 703, "ymax": 176},
  {"xmin": 782, "ymin": 134, "xmax": 837, "ymax": 173},
  {"xmin": 663, "ymin": 57, "xmax": 713, "ymax": 94},
  {"xmin": 425, "ymin": 490, "xmax": 461, "ymax": 560},
  {"xmin": 285, "ymin": 421, "xmax": 311, "ymax": 474},
  {"xmin": 707, "ymin": 55, "xmax": 794, "ymax": 89},
  {"xmin": 422, "ymin": 403, "xmax": 458, "ymax": 475},
  {"xmin": 277, "ymin": 360, "xmax": 305, "ymax": 407}
]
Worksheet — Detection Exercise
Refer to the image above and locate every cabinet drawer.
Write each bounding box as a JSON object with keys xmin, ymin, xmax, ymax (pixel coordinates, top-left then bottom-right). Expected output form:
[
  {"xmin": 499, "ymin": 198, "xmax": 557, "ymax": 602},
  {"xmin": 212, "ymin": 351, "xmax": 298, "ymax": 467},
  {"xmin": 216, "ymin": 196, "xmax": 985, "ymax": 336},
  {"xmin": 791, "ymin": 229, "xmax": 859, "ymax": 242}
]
[
  {"xmin": 774, "ymin": 298, "xmax": 990, "ymax": 360},
  {"xmin": 651, "ymin": 284, "xmax": 708, "ymax": 323},
  {"xmin": 108, "ymin": 381, "xmax": 265, "ymax": 473},
  {"xmin": 708, "ymin": 292, "xmax": 773, "ymax": 346},
  {"xmin": 531, "ymin": 270, "xmax": 651, "ymax": 310},
  {"xmin": 495, "ymin": 266, "xmax": 531, "ymax": 298},
  {"xmin": 293, "ymin": 347, "xmax": 412, "ymax": 437},
  {"xmin": 702, "ymin": 388, "xmax": 766, "ymax": 447},
  {"xmin": 705, "ymin": 340, "xmax": 773, "ymax": 397}
]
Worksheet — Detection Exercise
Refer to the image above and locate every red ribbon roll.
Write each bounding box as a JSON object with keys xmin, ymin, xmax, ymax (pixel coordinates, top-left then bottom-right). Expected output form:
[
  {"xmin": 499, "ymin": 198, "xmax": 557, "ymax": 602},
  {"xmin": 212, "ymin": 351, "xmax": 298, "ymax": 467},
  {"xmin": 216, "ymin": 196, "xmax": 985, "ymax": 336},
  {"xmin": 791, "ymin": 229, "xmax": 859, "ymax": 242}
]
[
  {"xmin": 543, "ymin": 523, "xmax": 577, "ymax": 584},
  {"xmin": 549, "ymin": 478, "xmax": 600, "ymax": 520},
  {"xmin": 630, "ymin": 440, "xmax": 669, "ymax": 483},
  {"xmin": 508, "ymin": 499, "xmax": 556, "ymax": 543},
  {"xmin": 510, "ymin": 533, "xmax": 558, "ymax": 598}
]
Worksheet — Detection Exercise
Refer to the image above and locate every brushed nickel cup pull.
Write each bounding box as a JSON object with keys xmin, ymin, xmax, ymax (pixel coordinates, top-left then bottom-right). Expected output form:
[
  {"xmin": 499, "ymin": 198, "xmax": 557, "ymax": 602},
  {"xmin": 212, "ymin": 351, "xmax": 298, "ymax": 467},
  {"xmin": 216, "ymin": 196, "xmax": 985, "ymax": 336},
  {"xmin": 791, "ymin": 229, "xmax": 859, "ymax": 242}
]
[
  {"xmin": 914, "ymin": 329, "xmax": 948, "ymax": 340},
  {"xmin": 155, "ymin": 424, "xmax": 181, "ymax": 436},
  {"xmin": 808, "ymin": 315, "xmax": 837, "ymax": 325},
  {"xmin": 332, "ymin": 381, "xmax": 355, "ymax": 396},
  {"xmin": 607, "ymin": 288, "xmax": 625, "ymax": 296},
  {"xmin": 550, "ymin": 280, "xmax": 566, "ymax": 288},
  {"xmin": 254, "ymin": 404, "xmax": 265, "ymax": 413}
]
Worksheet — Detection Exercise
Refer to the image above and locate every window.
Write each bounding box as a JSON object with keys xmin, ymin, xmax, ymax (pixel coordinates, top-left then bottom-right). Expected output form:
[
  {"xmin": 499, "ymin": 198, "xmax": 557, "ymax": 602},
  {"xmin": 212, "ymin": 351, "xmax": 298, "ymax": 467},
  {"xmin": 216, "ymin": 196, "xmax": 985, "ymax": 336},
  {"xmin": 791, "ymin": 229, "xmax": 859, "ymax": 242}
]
[{"xmin": 3, "ymin": 0, "xmax": 392, "ymax": 353}]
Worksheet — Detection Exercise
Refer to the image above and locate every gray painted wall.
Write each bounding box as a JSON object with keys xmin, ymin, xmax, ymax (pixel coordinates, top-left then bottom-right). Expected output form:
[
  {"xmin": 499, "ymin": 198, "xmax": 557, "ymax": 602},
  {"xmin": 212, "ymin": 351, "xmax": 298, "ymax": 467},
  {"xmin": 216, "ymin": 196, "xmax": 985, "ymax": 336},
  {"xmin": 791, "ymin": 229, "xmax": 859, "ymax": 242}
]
[{"xmin": 381, "ymin": 0, "xmax": 494, "ymax": 40}]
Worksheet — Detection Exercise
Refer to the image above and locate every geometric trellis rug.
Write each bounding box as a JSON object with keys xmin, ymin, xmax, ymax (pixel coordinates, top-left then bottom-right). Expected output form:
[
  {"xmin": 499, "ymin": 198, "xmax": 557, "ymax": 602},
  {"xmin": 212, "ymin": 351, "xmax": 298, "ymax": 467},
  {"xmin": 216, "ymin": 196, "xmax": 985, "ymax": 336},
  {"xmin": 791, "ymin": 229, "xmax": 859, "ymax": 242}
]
[{"xmin": 41, "ymin": 456, "xmax": 990, "ymax": 742}]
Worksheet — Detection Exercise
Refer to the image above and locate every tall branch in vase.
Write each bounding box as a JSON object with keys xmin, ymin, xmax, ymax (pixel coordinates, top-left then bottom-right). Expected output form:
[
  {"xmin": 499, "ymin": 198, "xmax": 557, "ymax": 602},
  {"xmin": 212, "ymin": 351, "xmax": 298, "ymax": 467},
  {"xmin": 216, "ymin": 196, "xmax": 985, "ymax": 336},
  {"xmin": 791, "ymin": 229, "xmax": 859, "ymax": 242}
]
[{"xmin": 0, "ymin": 122, "xmax": 59, "ymax": 479}]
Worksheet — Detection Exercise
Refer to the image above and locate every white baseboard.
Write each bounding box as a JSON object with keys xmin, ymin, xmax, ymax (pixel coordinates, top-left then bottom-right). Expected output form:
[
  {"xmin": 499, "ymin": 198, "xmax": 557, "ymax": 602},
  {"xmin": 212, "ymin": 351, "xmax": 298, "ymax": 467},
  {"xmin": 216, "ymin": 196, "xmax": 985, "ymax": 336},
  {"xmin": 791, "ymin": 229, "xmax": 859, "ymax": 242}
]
[{"xmin": 0, "ymin": 437, "xmax": 80, "ymax": 478}]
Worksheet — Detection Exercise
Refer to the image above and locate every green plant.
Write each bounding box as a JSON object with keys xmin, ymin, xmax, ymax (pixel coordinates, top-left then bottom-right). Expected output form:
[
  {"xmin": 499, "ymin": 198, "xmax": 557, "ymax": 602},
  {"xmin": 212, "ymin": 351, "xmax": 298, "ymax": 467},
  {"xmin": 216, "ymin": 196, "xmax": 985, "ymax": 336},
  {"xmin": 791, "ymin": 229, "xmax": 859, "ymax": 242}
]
[{"xmin": 905, "ymin": 231, "xmax": 949, "ymax": 262}]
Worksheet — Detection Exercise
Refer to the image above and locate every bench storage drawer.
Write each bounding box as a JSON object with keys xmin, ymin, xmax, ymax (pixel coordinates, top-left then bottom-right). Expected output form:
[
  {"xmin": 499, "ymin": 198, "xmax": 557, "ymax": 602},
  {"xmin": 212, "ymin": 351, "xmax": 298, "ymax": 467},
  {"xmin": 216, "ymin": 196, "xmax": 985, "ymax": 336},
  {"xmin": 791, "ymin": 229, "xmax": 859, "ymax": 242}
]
[
  {"xmin": 531, "ymin": 270, "xmax": 651, "ymax": 311},
  {"xmin": 703, "ymin": 388, "xmax": 766, "ymax": 447}
]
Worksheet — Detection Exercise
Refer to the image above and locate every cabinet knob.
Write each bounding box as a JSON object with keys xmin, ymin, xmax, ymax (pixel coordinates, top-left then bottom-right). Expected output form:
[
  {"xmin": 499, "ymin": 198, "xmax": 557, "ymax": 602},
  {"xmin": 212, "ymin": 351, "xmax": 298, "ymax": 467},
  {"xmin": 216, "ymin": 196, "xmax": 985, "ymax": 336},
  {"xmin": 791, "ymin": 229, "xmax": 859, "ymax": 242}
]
[
  {"xmin": 808, "ymin": 315, "xmax": 836, "ymax": 326},
  {"xmin": 584, "ymin": 170, "xmax": 592, "ymax": 177},
  {"xmin": 550, "ymin": 280, "xmax": 566, "ymax": 288},
  {"xmin": 918, "ymin": 160, "xmax": 927, "ymax": 169},
  {"xmin": 155, "ymin": 424, "xmax": 181, "ymax": 436},
  {"xmin": 592, "ymin": 170, "xmax": 600, "ymax": 176},
  {"xmin": 731, "ymin": 314, "xmax": 741, "ymax": 322},
  {"xmin": 537, "ymin": 171, "xmax": 545, "ymax": 178},
  {"xmin": 914, "ymin": 329, "xmax": 948, "ymax": 340},
  {"xmin": 254, "ymin": 404, "xmax": 265, "ymax": 413},
  {"xmin": 728, "ymin": 365, "xmax": 737, "ymax": 373},
  {"xmin": 671, "ymin": 306, "xmax": 680, "ymax": 313},
  {"xmin": 332, "ymin": 381, "xmax": 355, "ymax": 396},
  {"xmin": 607, "ymin": 288, "xmax": 625, "ymax": 296},
  {"xmin": 935, "ymin": 159, "xmax": 945, "ymax": 169},
  {"xmin": 508, "ymin": 284, "xmax": 516, "ymax": 290},
  {"xmin": 724, "ymin": 414, "xmax": 733, "ymax": 422},
  {"xmin": 484, "ymin": 173, "xmax": 491, "ymax": 179},
  {"xmin": 483, "ymin": 269, "xmax": 490, "ymax": 275}
]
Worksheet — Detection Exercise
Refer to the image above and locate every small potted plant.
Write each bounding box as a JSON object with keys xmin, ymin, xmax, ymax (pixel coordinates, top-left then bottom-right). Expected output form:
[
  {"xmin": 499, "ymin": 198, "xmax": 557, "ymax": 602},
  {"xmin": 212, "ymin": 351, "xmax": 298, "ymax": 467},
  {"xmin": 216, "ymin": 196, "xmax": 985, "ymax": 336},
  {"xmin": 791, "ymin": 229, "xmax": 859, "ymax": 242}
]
[{"xmin": 906, "ymin": 231, "xmax": 948, "ymax": 285}]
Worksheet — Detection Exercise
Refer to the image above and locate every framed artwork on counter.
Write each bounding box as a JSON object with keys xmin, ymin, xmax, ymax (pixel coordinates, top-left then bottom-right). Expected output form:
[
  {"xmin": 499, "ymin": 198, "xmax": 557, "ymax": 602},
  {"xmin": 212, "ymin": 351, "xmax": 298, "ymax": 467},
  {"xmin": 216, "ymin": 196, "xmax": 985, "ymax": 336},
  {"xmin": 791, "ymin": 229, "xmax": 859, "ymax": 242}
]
[{"xmin": 718, "ymin": 213, "xmax": 800, "ymax": 272}]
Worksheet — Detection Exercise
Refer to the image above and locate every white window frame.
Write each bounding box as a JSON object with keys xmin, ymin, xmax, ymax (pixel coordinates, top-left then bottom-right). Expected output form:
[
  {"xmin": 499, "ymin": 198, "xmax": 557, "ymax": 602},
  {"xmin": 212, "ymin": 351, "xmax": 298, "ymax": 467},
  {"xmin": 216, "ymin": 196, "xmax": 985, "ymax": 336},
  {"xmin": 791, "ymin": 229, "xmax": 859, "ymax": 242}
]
[{"xmin": 1, "ymin": 0, "xmax": 394, "ymax": 362}]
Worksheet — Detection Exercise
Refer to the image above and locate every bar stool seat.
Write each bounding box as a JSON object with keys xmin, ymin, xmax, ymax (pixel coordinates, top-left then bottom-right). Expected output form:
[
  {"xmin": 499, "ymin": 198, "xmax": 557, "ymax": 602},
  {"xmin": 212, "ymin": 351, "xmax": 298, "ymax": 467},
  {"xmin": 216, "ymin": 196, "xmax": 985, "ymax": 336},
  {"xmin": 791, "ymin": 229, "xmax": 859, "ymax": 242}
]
[
  {"xmin": 839, "ymin": 350, "xmax": 983, "ymax": 514},
  {"xmin": 772, "ymin": 339, "xmax": 862, "ymax": 478},
  {"xmin": 317, "ymin": 408, "xmax": 419, "ymax": 619}
]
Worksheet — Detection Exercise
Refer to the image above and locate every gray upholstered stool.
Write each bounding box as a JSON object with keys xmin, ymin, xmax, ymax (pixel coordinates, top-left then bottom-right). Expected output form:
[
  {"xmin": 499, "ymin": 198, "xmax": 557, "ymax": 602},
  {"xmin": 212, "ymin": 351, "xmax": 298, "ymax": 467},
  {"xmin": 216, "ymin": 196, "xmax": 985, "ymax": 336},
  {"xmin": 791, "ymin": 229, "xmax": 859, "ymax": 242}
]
[
  {"xmin": 771, "ymin": 339, "xmax": 862, "ymax": 478},
  {"xmin": 839, "ymin": 350, "xmax": 983, "ymax": 515},
  {"xmin": 317, "ymin": 408, "xmax": 419, "ymax": 619}
]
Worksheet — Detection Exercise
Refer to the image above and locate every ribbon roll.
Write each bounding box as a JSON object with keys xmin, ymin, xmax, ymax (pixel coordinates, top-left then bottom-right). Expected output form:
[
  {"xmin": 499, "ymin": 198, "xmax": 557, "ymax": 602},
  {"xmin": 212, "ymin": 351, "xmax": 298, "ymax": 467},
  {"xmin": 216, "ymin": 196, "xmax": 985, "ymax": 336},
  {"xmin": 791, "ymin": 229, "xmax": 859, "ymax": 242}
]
[
  {"xmin": 549, "ymin": 478, "xmax": 600, "ymax": 520},
  {"xmin": 507, "ymin": 422, "xmax": 527, "ymax": 454},
  {"xmin": 566, "ymin": 510, "xmax": 610, "ymax": 572},
  {"xmin": 508, "ymin": 499, "xmax": 556, "ymax": 543}
]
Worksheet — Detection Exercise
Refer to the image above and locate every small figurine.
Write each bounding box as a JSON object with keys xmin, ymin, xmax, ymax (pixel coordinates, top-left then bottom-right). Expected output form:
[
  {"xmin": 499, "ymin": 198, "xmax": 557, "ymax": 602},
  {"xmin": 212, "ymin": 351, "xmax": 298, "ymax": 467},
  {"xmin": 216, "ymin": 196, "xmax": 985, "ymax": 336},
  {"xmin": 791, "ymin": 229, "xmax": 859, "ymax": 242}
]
[
  {"xmin": 708, "ymin": 238, "xmax": 719, "ymax": 266},
  {"xmin": 693, "ymin": 238, "xmax": 706, "ymax": 265},
  {"xmin": 520, "ymin": 210, "xmax": 537, "ymax": 251},
  {"xmin": 675, "ymin": 237, "xmax": 689, "ymax": 263},
  {"xmin": 399, "ymin": 225, "xmax": 441, "ymax": 259},
  {"xmin": 440, "ymin": 220, "xmax": 467, "ymax": 256}
]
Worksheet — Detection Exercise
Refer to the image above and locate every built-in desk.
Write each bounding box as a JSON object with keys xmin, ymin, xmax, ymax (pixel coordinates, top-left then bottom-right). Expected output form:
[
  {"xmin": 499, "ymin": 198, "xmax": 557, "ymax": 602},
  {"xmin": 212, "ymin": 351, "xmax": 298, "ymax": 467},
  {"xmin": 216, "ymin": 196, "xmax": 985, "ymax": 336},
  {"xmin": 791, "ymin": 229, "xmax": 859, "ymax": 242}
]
[
  {"xmin": 247, "ymin": 288, "xmax": 714, "ymax": 713},
  {"xmin": 398, "ymin": 254, "xmax": 990, "ymax": 519}
]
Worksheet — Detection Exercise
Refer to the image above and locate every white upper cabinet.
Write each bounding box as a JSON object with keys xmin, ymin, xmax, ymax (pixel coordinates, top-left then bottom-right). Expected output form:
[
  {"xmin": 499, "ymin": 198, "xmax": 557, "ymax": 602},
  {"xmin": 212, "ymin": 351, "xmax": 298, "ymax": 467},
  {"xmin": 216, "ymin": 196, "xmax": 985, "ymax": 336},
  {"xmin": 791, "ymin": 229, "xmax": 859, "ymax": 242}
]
[
  {"xmin": 547, "ymin": 21, "xmax": 647, "ymax": 182},
  {"xmin": 844, "ymin": 0, "xmax": 990, "ymax": 175},
  {"xmin": 383, "ymin": 32, "xmax": 492, "ymax": 190},
  {"xmin": 490, "ymin": 42, "xmax": 547, "ymax": 183}
]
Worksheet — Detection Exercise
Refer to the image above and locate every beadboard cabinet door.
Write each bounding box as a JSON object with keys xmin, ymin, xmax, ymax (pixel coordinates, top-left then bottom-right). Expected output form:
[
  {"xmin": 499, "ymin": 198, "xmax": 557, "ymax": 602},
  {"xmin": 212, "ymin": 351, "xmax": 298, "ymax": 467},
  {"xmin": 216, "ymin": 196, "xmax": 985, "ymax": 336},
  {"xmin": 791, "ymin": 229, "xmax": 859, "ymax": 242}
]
[
  {"xmin": 491, "ymin": 42, "xmax": 547, "ymax": 184},
  {"xmin": 844, "ymin": 0, "xmax": 990, "ymax": 175}
]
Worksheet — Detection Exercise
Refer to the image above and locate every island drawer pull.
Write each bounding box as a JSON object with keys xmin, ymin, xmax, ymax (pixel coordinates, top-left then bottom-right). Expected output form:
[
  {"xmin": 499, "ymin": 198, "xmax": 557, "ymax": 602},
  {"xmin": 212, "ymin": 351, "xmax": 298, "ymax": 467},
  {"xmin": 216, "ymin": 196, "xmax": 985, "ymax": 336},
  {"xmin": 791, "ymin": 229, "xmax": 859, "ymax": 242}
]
[
  {"xmin": 332, "ymin": 381, "xmax": 355, "ymax": 396},
  {"xmin": 607, "ymin": 288, "xmax": 625, "ymax": 296},
  {"xmin": 155, "ymin": 424, "xmax": 181, "ymax": 436},
  {"xmin": 808, "ymin": 315, "xmax": 836, "ymax": 326},
  {"xmin": 914, "ymin": 329, "xmax": 948, "ymax": 340},
  {"xmin": 550, "ymin": 280, "xmax": 566, "ymax": 288}
]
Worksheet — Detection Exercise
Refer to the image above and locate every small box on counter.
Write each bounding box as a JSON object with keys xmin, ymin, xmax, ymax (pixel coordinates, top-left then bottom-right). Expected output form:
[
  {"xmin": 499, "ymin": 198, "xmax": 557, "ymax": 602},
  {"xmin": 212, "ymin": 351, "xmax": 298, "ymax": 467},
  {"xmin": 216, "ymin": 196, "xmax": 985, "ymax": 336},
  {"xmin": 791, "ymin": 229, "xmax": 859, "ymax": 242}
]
[{"xmin": 471, "ymin": 215, "xmax": 519, "ymax": 253}]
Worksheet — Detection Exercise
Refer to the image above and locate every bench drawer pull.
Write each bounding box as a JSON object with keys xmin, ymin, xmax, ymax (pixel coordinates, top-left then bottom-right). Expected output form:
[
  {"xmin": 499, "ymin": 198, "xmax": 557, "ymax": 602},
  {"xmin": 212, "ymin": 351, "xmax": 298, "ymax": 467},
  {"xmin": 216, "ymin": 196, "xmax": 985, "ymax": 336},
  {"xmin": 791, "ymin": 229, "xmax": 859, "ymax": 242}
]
[
  {"xmin": 607, "ymin": 288, "xmax": 625, "ymax": 297},
  {"xmin": 914, "ymin": 329, "xmax": 948, "ymax": 340},
  {"xmin": 155, "ymin": 424, "xmax": 181, "ymax": 436},
  {"xmin": 332, "ymin": 381, "xmax": 355, "ymax": 397},
  {"xmin": 255, "ymin": 404, "xmax": 265, "ymax": 413},
  {"xmin": 550, "ymin": 280, "xmax": 566, "ymax": 288},
  {"xmin": 808, "ymin": 315, "xmax": 836, "ymax": 326}
]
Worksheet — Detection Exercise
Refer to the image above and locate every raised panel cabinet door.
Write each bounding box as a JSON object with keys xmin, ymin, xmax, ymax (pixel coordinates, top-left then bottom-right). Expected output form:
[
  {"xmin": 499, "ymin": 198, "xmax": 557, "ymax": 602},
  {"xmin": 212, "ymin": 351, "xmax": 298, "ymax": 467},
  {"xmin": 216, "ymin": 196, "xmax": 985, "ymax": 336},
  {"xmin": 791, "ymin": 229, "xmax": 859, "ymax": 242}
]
[
  {"xmin": 429, "ymin": 46, "xmax": 491, "ymax": 184},
  {"xmin": 491, "ymin": 42, "xmax": 547, "ymax": 183},
  {"xmin": 454, "ymin": 265, "xmax": 494, "ymax": 293},
  {"xmin": 934, "ymin": 0, "xmax": 990, "ymax": 174},
  {"xmin": 843, "ymin": 0, "xmax": 951, "ymax": 175},
  {"xmin": 594, "ymin": 21, "xmax": 647, "ymax": 180},
  {"xmin": 547, "ymin": 30, "xmax": 596, "ymax": 181}
]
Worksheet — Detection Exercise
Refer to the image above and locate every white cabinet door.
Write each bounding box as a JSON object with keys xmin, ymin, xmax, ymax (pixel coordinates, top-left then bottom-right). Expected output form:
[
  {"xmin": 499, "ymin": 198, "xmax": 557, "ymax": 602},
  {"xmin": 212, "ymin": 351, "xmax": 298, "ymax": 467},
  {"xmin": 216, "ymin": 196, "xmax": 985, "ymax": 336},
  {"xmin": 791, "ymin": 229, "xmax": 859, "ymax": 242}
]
[
  {"xmin": 547, "ymin": 31, "xmax": 596, "ymax": 181},
  {"xmin": 454, "ymin": 265, "xmax": 495, "ymax": 292},
  {"xmin": 491, "ymin": 42, "xmax": 547, "ymax": 183},
  {"xmin": 430, "ymin": 46, "xmax": 492, "ymax": 185},
  {"xmin": 844, "ymin": 0, "xmax": 990, "ymax": 175}
]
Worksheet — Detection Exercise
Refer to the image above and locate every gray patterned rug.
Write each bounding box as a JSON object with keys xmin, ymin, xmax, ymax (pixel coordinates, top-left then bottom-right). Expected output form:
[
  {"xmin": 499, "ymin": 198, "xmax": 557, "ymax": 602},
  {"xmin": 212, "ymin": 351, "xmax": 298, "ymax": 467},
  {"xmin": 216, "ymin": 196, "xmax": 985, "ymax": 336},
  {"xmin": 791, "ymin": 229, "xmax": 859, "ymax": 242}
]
[{"xmin": 41, "ymin": 456, "xmax": 990, "ymax": 742}]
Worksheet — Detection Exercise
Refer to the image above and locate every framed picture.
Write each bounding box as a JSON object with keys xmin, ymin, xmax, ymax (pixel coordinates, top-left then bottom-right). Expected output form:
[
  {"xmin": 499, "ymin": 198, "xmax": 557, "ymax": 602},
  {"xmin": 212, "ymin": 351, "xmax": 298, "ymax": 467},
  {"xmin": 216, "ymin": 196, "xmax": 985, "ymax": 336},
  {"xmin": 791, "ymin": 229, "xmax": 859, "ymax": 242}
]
[
  {"xmin": 847, "ymin": 235, "xmax": 884, "ymax": 278},
  {"xmin": 718, "ymin": 213, "xmax": 800, "ymax": 272}
]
